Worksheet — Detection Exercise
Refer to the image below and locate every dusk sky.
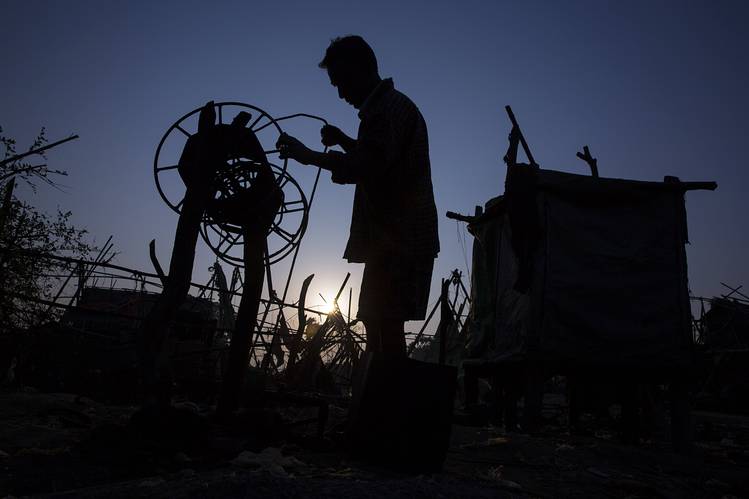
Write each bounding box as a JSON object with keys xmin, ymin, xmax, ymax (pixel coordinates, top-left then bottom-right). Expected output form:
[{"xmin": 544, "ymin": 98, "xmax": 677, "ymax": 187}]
[{"xmin": 3, "ymin": 1, "xmax": 748, "ymax": 329}]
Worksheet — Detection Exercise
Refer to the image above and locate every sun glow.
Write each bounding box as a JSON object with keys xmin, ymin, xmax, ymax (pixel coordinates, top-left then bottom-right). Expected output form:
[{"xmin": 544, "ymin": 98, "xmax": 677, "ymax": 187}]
[{"xmin": 319, "ymin": 299, "xmax": 336, "ymax": 315}]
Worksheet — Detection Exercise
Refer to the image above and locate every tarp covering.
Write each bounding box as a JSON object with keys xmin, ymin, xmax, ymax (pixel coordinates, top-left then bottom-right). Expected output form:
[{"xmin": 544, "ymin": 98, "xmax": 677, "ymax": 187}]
[{"xmin": 465, "ymin": 168, "xmax": 696, "ymax": 369}]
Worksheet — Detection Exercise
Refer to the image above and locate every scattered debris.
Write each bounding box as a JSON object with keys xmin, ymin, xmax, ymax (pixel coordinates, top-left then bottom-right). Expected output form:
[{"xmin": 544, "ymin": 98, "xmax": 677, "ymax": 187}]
[{"xmin": 231, "ymin": 447, "xmax": 306, "ymax": 477}]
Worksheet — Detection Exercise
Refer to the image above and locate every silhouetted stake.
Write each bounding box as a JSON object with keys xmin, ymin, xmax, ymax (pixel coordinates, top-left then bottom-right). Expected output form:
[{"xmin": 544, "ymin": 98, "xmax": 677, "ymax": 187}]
[
  {"xmin": 138, "ymin": 178, "xmax": 215, "ymax": 410},
  {"xmin": 406, "ymin": 269, "xmax": 470, "ymax": 357},
  {"xmin": 454, "ymin": 298, "xmax": 468, "ymax": 334},
  {"xmin": 217, "ymin": 225, "xmax": 266, "ymax": 416},
  {"xmin": 576, "ymin": 145, "xmax": 599, "ymax": 178},
  {"xmin": 261, "ymin": 285, "xmax": 288, "ymax": 372},
  {"xmin": 438, "ymin": 278, "xmax": 451, "ymax": 365},
  {"xmin": 407, "ymin": 295, "xmax": 441, "ymax": 357},
  {"xmin": 288, "ymin": 274, "xmax": 315, "ymax": 370},
  {"xmin": 450, "ymin": 276, "xmax": 461, "ymax": 312},
  {"xmin": 347, "ymin": 287, "xmax": 352, "ymax": 323},
  {"xmin": 67, "ymin": 235, "xmax": 113, "ymax": 306},
  {"xmin": 720, "ymin": 282, "xmax": 749, "ymax": 301},
  {"xmin": 286, "ymin": 272, "xmax": 351, "ymax": 389},
  {"xmin": 47, "ymin": 234, "xmax": 113, "ymax": 313},
  {"xmin": 86, "ymin": 238, "xmax": 116, "ymax": 288},
  {"xmin": 212, "ymin": 261, "xmax": 236, "ymax": 330},
  {"xmin": 148, "ymin": 239, "xmax": 167, "ymax": 286},
  {"xmin": 334, "ymin": 272, "xmax": 351, "ymax": 303},
  {"xmin": 504, "ymin": 106, "xmax": 537, "ymax": 167},
  {"xmin": 451, "ymin": 268, "xmax": 471, "ymax": 304}
]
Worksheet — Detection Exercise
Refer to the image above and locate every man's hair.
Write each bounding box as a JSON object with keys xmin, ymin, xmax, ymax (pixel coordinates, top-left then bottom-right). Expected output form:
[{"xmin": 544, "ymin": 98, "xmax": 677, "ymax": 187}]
[{"xmin": 319, "ymin": 35, "xmax": 378, "ymax": 76}]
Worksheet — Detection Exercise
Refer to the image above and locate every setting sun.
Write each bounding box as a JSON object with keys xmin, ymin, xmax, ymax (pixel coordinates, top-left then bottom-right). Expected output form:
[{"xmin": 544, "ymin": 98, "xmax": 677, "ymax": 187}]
[{"xmin": 319, "ymin": 299, "xmax": 336, "ymax": 315}]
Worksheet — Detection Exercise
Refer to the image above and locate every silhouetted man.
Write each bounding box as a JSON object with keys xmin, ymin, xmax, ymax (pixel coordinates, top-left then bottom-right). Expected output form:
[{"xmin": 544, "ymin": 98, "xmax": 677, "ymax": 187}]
[{"xmin": 277, "ymin": 35, "xmax": 439, "ymax": 357}]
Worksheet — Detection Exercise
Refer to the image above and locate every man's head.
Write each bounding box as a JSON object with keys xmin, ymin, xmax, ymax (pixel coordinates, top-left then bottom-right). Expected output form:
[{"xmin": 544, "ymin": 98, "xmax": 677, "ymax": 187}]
[{"xmin": 319, "ymin": 35, "xmax": 381, "ymax": 109}]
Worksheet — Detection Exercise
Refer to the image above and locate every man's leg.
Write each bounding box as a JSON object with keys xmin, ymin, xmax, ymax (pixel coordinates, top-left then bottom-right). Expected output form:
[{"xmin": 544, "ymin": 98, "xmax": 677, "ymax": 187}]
[
  {"xmin": 363, "ymin": 318, "xmax": 406, "ymax": 357},
  {"xmin": 363, "ymin": 319, "xmax": 382, "ymax": 354},
  {"xmin": 379, "ymin": 319, "xmax": 406, "ymax": 357},
  {"xmin": 358, "ymin": 254, "xmax": 432, "ymax": 358}
]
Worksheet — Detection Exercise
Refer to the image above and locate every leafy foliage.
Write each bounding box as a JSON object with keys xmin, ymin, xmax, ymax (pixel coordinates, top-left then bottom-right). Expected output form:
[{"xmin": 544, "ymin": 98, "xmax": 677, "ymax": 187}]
[{"xmin": 0, "ymin": 126, "xmax": 94, "ymax": 331}]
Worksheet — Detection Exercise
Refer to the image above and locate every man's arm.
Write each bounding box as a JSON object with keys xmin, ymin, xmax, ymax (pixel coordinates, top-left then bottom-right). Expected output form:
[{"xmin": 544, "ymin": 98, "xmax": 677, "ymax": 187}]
[
  {"xmin": 338, "ymin": 135, "xmax": 357, "ymax": 154},
  {"xmin": 277, "ymin": 115, "xmax": 394, "ymax": 185},
  {"xmin": 321, "ymin": 125, "xmax": 357, "ymax": 153},
  {"xmin": 275, "ymin": 134, "xmax": 336, "ymax": 172}
]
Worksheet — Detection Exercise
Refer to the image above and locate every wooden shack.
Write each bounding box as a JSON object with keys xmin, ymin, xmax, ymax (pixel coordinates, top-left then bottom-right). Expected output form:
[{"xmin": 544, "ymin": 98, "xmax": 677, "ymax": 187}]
[{"xmin": 462, "ymin": 165, "xmax": 715, "ymax": 445}]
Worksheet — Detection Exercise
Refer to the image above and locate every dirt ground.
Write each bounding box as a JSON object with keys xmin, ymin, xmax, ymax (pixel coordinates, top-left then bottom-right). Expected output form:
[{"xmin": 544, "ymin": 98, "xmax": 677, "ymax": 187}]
[{"xmin": 1, "ymin": 391, "xmax": 747, "ymax": 498}]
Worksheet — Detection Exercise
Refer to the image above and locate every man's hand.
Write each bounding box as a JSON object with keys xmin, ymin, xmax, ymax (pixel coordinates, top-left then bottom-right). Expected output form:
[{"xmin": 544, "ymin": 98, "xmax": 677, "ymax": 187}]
[
  {"xmin": 320, "ymin": 124, "xmax": 345, "ymax": 147},
  {"xmin": 276, "ymin": 133, "xmax": 314, "ymax": 165}
]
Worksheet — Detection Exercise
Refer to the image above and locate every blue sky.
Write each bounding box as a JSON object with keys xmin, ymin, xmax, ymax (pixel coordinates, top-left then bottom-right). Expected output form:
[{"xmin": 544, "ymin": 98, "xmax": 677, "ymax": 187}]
[{"xmin": 3, "ymin": 0, "xmax": 748, "ymax": 329}]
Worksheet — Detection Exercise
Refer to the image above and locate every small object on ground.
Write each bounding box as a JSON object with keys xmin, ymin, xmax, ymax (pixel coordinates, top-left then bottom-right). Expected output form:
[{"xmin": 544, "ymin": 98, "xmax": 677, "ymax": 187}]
[
  {"xmin": 231, "ymin": 447, "xmax": 306, "ymax": 477},
  {"xmin": 486, "ymin": 436, "xmax": 509, "ymax": 446},
  {"xmin": 138, "ymin": 478, "xmax": 166, "ymax": 487},
  {"xmin": 486, "ymin": 467, "xmax": 523, "ymax": 491},
  {"xmin": 587, "ymin": 467, "xmax": 612, "ymax": 479}
]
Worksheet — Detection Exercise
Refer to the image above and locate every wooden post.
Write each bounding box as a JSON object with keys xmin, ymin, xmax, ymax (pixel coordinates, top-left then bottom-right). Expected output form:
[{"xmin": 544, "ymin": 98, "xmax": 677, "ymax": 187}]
[
  {"xmin": 504, "ymin": 106, "xmax": 537, "ymax": 167},
  {"xmin": 288, "ymin": 274, "xmax": 314, "ymax": 370},
  {"xmin": 137, "ymin": 182, "xmax": 213, "ymax": 410},
  {"xmin": 438, "ymin": 279, "xmax": 451, "ymax": 365},
  {"xmin": 217, "ymin": 225, "xmax": 266, "ymax": 416}
]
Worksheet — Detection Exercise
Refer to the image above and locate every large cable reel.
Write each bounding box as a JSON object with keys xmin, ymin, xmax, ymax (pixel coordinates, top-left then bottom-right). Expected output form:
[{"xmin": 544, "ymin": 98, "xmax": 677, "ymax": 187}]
[{"xmin": 153, "ymin": 102, "xmax": 309, "ymax": 267}]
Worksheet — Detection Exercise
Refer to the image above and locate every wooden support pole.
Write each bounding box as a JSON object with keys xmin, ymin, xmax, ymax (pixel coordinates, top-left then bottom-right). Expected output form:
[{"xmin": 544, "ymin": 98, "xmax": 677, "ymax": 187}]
[
  {"xmin": 576, "ymin": 145, "xmax": 599, "ymax": 178},
  {"xmin": 217, "ymin": 225, "xmax": 266, "ymax": 416},
  {"xmin": 504, "ymin": 106, "xmax": 537, "ymax": 167},
  {"xmin": 137, "ymin": 183, "xmax": 212, "ymax": 411},
  {"xmin": 438, "ymin": 279, "xmax": 451, "ymax": 365},
  {"xmin": 148, "ymin": 239, "xmax": 167, "ymax": 286}
]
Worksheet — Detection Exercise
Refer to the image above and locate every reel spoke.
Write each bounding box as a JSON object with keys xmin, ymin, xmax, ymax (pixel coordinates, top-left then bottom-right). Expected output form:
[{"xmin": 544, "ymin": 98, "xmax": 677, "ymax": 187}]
[
  {"xmin": 271, "ymin": 224, "xmax": 294, "ymax": 243},
  {"xmin": 175, "ymin": 125, "xmax": 192, "ymax": 137},
  {"xmin": 280, "ymin": 205, "xmax": 305, "ymax": 214},
  {"xmin": 215, "ymin": 234, "xmax": 229, "ymax": 253},
  {"xmin": 207, "ymin": 222, "xmax": 225, "ymax": 239},
  {"xmin": 252, "ymin": 119, "xmax": 276, "ymax": 134},
  {"xmin": 248, "ymin": 113, "xmax": 267, "ymax": 132}
]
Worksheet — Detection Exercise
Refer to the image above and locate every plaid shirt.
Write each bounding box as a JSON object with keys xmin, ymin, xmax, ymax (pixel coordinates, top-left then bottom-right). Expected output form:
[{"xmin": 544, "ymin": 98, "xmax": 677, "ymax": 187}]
[{"xmin": 322, "ymin": 78, "xmax": 440, "ymax": 263}]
